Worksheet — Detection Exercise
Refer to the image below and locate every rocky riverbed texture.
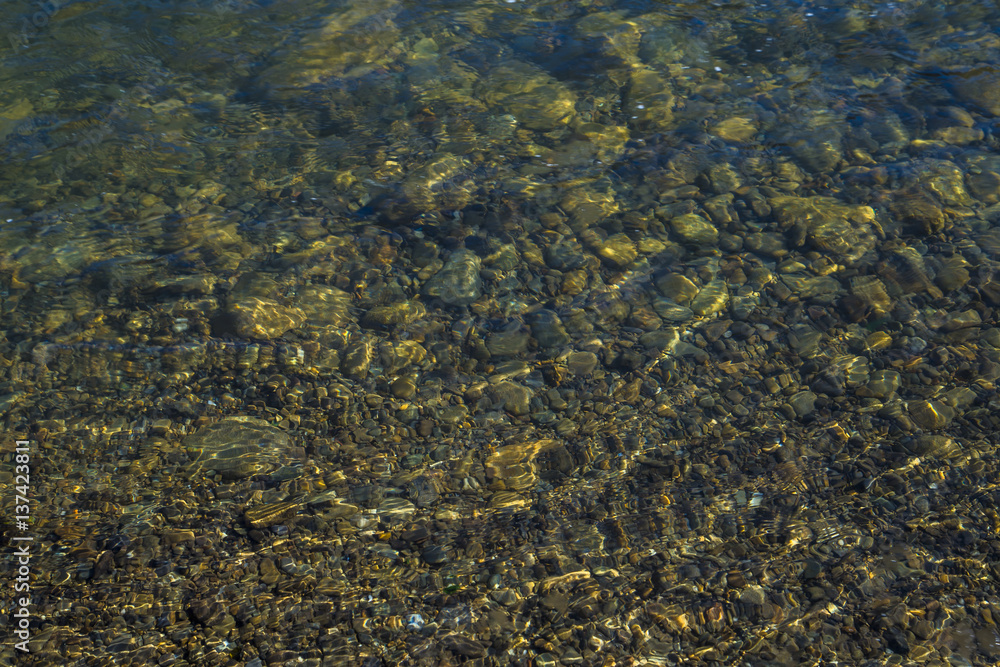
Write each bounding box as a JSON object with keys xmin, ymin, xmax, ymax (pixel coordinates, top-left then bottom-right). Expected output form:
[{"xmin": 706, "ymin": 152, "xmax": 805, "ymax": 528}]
[{"xmin": 2, "ymin": 0, "xmax": 1000, "ymax": 665}]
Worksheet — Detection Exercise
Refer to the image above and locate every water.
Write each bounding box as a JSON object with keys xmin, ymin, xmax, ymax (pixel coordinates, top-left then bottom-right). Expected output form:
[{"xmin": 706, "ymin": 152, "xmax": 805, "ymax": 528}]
[{"xmin": 2, "ymin": 0, "xmax": 1000, "ymax": 664}]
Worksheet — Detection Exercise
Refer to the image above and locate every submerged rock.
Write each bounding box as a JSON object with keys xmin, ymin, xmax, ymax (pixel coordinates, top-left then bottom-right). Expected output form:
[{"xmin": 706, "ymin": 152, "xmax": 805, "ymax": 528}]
[
  {"xmin": 669, "ymin": 213, "xmax": 718, "ymax": 246},
  {"xmin": 769, "ymin": 195, "xmax": 877, "ymax": 263},
  {"xmin": 185, "ymin": 416, "xmax": 292, "ymax": 481},
  {"xmin": 423, "ymin": 249, "xmax": 482, "ymax": 306},
  {"xmin": 228, "ymin": 297, "xmax": 306, "ymax": 339},
  {"xmin": 477, "ymin": 61, "xmax": 575, "ymax": 131},
  {"xmin": 624, "ymin": 68, "xmax": 674, "ymax": 131},
  {"xmin": 948, "ymin": 63, "xmax": 1000, "ymax": 116}
]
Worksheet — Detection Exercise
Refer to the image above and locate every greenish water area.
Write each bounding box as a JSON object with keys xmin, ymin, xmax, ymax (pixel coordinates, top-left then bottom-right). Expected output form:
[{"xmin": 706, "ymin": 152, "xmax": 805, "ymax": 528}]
[{"xmin": 3, "ymin": 0, "xmax": 1000, "ymax": 664}]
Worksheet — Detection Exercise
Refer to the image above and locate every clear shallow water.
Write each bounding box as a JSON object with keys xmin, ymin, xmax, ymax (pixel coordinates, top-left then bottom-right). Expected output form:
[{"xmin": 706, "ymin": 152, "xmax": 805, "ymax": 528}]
[{"xmin": 2, "ymin": 0, "xmax": 1000, "ymax": 665}]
